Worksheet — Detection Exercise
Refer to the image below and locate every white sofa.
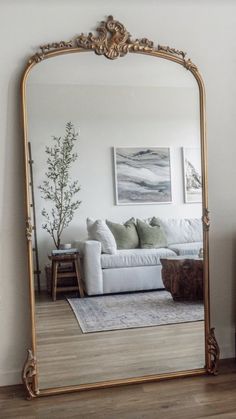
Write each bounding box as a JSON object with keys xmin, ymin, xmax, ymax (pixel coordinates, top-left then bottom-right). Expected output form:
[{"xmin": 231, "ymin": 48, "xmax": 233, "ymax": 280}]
[{"xmin": 79, "ymin": 218, "xmax": 203, "ymax": 296}]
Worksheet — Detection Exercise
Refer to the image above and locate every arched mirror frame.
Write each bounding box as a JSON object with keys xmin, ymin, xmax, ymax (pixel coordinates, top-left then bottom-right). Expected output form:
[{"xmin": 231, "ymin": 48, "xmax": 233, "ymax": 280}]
[{"xmin": 21, "ymin": 16, "xmax": 219, "ymax": 399}]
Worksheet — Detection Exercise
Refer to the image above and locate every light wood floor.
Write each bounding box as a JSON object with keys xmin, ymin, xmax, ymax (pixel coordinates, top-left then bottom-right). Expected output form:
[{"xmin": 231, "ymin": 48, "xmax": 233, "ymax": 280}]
[
  {"xmin": 1, "ymin": 360, "xmax": 236, "ymax": 419},
  {"xmin": 35, "ymin": 292, "xmax": 205, "ymax": 389}
]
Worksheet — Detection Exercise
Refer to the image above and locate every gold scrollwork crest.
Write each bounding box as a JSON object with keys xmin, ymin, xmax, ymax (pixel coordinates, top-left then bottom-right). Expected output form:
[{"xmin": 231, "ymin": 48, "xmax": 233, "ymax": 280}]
[
  {"xmin": 207, "ymin": 328, "xmax": 220, "ymax": 375},
  {"xmin": 28, "ymin": 15, "xmax": 197, "ymax": 70},
  {"xmin": 76, "ymin": 15, "xmax": 154, "ymax": 59},
  {"xmin": 22, "ymin": 349, "xmax": 38, "ymax": 399}
]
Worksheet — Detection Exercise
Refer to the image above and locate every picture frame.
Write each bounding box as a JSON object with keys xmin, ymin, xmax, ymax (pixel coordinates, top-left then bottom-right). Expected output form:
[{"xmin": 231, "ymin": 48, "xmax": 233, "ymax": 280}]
[
  {"xmin": 114, "ymin": 147, "xmax": 172, "ymax": 205},
  {"xmin": 182, "ymin": 147, "xmax": 202, "ymax": 203}
]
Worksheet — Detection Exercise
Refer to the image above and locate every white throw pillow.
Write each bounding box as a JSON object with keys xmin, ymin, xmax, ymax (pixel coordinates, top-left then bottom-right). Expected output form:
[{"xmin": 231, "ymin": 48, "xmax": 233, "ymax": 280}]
[
  {"xmin": 87, "ymin": 218, "xmax": 117, "ymax": 254},
  {"xmin": 155, "ymin": 217, "xmax": 203, "ymax": 245}
]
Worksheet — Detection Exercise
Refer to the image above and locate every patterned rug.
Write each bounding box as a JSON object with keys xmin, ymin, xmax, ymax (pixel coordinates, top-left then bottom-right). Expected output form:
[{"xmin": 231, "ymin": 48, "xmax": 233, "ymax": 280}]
[{"xmin": 67, "ymin": 291, "xmax": 204, "ymax": 333}]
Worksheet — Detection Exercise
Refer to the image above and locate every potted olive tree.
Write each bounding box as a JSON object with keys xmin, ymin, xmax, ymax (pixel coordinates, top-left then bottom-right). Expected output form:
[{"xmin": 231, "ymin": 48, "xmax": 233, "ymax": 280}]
[{"xmin": 39, "ymin": 122, "xmax": 81, "ymax": 249}]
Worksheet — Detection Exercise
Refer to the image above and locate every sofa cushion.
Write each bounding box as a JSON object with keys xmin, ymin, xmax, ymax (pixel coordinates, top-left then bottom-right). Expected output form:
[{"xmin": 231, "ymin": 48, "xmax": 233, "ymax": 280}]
[
  {"xmin": 168, "ymin": 242, "xmax": 203, "ymax": 256},
  {"xmin": 136, "ymin": 219, "xmax": 167, "ymax": 249},
  {"xmin": 101, "ymin": 248, "xmax": 176, "ymax": 269},
  {"xmin": 106, "ymin": 218, "xmax": 139, "ymax": 249},
  {"xmin": 87, "ymin": 218, "xmax": 117, "ymax": 254},
  {"xmin": 152, "ymin": 217, "xmax": 203, "ymax": 245}
]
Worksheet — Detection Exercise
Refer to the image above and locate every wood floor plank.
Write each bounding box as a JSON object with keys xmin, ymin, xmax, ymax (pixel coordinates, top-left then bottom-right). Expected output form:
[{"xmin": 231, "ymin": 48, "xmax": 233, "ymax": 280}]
[
  {"xmin": 35, "ymin": 293, "xmax": 205, "ymax": 389},
  {"xmin": 0, "ymin": 361, "xmax": 236, "ymax": 419}
]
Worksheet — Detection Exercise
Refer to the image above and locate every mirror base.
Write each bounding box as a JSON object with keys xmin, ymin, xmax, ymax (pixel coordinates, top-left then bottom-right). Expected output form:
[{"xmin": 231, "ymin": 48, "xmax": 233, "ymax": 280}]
[{"xmin": 28, "ymin": 368, "xmax": 207, "ymax": 399}]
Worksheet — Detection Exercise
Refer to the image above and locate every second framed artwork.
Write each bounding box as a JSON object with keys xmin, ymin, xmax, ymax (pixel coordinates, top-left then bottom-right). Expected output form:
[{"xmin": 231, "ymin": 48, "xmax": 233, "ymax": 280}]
[
  {"xmin": 182, "ymin": 147, "xmax": 202, "ymax": 203},
  {"xmin": 113, "ymin": 147, "xmax": 172, "ymax": 205}
]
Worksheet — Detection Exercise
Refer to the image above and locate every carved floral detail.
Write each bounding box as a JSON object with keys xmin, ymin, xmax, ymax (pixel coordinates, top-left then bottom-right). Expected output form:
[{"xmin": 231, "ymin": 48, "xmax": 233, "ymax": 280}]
[
  {"xmin": 22, "ymin": 349, "xmax": 38, "ymax": 399},
  {"xmin": 158, "ymin": 44, "xmax": 186, "ymax": 59},
  {"xmin": 26, "ymin": 217, "xmax": 33, "ymax": 240},
  {"xmin": 28, "ymin": 15, "xmax": 196, "ymax": 70},
  {"xmin": 207, "ymin": 328, "xmax": 220, "ymax": 375},
  {"xmin": 184, "ymin": 58, "xmax": 198, "ymax": 71},
  {"xmin": 29, "ymin": 40, "xmax": 73, "ymax": 63},
  {"xmin": 202, "ymin": 208, "xmax": 210, "ymax": 231}
]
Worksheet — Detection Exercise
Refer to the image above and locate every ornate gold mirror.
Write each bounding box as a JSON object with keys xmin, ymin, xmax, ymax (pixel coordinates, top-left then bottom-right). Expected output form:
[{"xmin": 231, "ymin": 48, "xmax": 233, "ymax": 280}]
[{"xmin": 21, "ymin": 16, "xmax": 219, "ymax": 399}]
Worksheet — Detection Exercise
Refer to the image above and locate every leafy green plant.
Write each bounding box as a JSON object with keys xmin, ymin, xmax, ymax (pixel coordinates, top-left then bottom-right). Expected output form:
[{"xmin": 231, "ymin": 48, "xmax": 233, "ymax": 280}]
[{"xmin": 39, "ymin": 122, "xmax": 81, "ymax": 249}]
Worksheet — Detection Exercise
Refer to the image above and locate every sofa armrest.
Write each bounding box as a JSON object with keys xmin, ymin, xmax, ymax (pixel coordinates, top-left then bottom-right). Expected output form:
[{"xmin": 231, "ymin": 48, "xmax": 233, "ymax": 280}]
[{"xmin": 83, "ymin": 240, "xmax": 103, "ymax": 295}]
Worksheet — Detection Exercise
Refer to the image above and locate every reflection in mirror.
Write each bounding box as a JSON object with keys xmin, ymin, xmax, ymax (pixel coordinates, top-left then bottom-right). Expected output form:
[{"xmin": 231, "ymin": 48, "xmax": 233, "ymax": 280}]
[{"xmin": 26, "ymin": 52, "xmax": 205, "ymax": 389}]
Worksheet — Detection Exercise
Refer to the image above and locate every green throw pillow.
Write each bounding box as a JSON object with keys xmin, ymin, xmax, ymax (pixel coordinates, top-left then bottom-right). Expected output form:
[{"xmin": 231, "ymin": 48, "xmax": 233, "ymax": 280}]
[
  {"xmin": 136, "ymin": 218, "xmax": 167, "ymax": 249},
  {"xmin": 106, "ymin": 218, "xmax": 139, "ymax": 249}
]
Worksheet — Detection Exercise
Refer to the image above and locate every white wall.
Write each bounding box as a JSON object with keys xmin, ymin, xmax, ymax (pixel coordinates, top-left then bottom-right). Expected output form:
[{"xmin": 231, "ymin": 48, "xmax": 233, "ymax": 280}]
[{"xmin": 1, "ymin": 0, "xmax": 236, "ymax": 385}]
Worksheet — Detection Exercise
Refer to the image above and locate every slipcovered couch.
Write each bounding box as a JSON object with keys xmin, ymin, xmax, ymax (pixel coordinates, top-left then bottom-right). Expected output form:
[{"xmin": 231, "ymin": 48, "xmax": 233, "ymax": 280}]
[{"xmin": 78, "ymin": 218, "xmax": 203, "ymax": 296}]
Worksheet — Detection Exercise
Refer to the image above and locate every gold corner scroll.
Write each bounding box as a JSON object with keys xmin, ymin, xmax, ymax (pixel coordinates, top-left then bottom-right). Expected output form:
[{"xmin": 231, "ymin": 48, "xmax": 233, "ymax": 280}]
[
  {"xmin": 207, "ymin": 328, "xmax": 220, "ymax": 375},
  {"xmin": 157, "ymin": 46, "xmax": 198, "ymax": 71},
  {"xmin": 202, "ymin": 208, "xmax": 210, "ymax": 231},
  {"xmin": 183, "ymin": 58, "xmax": 198, "ymax": 71},
  {"xmin": 22, "ymin": 349, "xmax": 38, "ymax": 400},
  {"xmin": 26, "ymin": 217, "xmax": 33, "ymax": 240}
]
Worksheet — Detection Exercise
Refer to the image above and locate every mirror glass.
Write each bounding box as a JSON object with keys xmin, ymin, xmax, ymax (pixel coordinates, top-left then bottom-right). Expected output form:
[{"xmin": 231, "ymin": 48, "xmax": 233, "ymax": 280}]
[{"xmin": 26, "ymin": 52, "xmax": 205, "ymax": 389}]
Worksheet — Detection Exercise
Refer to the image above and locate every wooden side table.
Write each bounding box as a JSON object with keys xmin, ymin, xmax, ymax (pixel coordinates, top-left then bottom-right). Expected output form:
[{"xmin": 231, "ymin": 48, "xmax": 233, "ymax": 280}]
[
  {"xmin": 160, "ymin": 256, "xmax": 203, "ymax": 301},
  {"xmin": 48, "ymin": 252, "xmax": 84, "ymax": 301}
]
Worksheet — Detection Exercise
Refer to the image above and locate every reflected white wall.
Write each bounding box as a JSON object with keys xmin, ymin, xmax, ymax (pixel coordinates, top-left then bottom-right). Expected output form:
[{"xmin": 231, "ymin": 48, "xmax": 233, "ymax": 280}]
[{"xmin": 27, "ymin": 83, "xmax": 201, "ymax": 287}]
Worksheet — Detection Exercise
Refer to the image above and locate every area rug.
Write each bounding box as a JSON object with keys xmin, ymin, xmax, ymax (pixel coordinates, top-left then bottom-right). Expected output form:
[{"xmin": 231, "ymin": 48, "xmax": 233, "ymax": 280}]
[{"xmin": 67, "ymin": 291, "xmax": 204, "ymax": 333}]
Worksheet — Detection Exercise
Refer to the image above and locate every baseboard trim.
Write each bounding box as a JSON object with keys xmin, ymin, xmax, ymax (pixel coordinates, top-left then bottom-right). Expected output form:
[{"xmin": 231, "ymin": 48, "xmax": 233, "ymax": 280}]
[{"xmin": 0, "ymin": 370, "xmax": 22, "ymax": 387}]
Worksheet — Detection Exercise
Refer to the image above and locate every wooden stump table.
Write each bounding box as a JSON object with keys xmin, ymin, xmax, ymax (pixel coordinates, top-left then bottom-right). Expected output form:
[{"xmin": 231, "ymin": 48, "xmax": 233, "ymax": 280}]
[{"xmin": 160, "ymin": 256, "xmax": 203, "ymax": 301}]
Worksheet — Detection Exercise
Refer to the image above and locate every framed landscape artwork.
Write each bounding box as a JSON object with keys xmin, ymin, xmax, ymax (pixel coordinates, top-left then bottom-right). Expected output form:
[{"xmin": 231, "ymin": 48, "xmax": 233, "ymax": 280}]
[
  {"xmin": 114, "ymin": 147, "xmax": 172, "ymax": 205},
  {"xmin": 182, "ymin": 147, "xmax": 202, "ymax": 203}
]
